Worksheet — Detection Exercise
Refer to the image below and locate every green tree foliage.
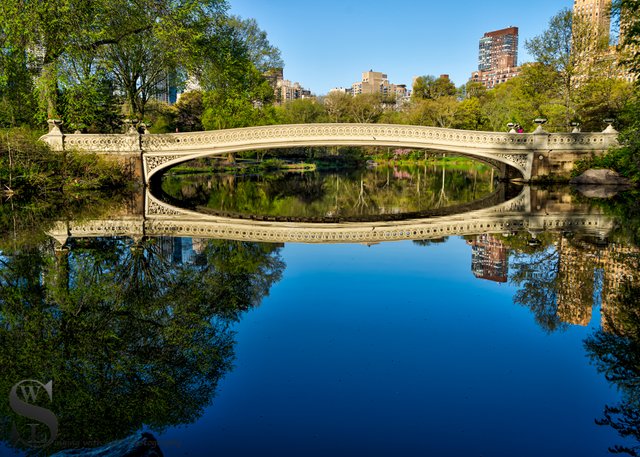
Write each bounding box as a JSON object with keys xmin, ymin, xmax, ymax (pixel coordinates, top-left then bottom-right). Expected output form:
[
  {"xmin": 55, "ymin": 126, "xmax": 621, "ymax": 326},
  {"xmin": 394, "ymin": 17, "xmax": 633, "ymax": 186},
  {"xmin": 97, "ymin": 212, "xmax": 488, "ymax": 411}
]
[
  {"xmin": 575, "ymin": 77, "xmax": 633, "ymax": 131},
  {"xmin": 226, "ymin": 16, "xmax": 284, "ymax": 73},
  {"xmin": 525, "ymin": 9, "xmax": 577, "ymax": 128},
  {"xmin": 61, "ymin": 72, "xmax": 120, "ymax": 133},
  {"xmin": 199, "ymin": 18, "xmax": 279, "ymax": 130},
  {"xmin": 322, "ymin": 92, "xmax": 353, "ymax": 123},
  {"xmin": 507, "ymin": 235, "xmax": 567, "ymax": 333},
  {"xmin": 412, "ymin": 75, "xmax": 457, "ymax": 100},
  {"xmin": 454, "ymin": 97, "xmax": 487, "ymax": 130},
  {"xmin": 480, "ymin": 63, "xmax": 565, "ymax": 132},
  {"xmin": 276, "ymin": 99, "xmax": 327, "ymax": 124},
  {"xmin": 0, "ymin": 0, "xmax": 228, "ymax": 125},
  {"xmin": 349, "ymin": 94, "xmax": 384, "ymax": 123},
  {"xmin": 0, "ymin": 48, "xmax": 37, "ymax": 127},
  {"xmin": 175, "ymin": 90, "xmax": 205, "ymax": 132}
]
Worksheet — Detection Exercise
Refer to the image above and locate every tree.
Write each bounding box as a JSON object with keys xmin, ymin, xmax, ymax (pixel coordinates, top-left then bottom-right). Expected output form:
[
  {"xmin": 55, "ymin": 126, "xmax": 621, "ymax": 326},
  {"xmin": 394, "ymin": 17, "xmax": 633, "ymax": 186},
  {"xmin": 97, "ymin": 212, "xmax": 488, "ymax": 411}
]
[
  {"xmin": 61, "ymin": 72, "xmax": 120, "ymax": 133},
  {"xmin": 198, "ymin": 18, "xmax": 279, "ymax": 130},
  {"xmin": 525, "ymin": 9, "xmax": 577, "ymax": 128},
  {"xmin": 105, "ymin": 31, "xmax": 179, "ymax": 120},
  {"xmin": 323, "ymin": 92, "xmax": 352, "ymax": 123},
  {"xmin": 226, "ymin": 16, "xmax": 284, "ymax": 73},
  {"xmin": 584, "ymin": 264, "xmax": 640, "ymax": 456},
  {"xmin": 575, "ymin": 77, "xmax": 633, "ymax": 131},
  {"xmin": 454, "ymin": 97, "xmax": 487, "ymax": 130},
  {"xmin": 412, "ymin": 75, "xmax": 457, "ymax": 100},
  {"xmin": 349, "ymin": 94, "xmax": 384, "ymax": 123},
  {"xmin": 175, "ymin": 90, "xmax": 205, "ymax": 132},
  {"xmin": 463, "ymin": 81, "xmax": 487, "ymax": 100},
  {"xmin": 508, "ymin": 235, "xmax": 567, "ymax": 333},
  {"xmin": 276, "ymin": 99, "xmax": 327, "ymax": 124},
  {"xmin": 0, "ymin": 0, "xmax": 228, "ymax": 122}
]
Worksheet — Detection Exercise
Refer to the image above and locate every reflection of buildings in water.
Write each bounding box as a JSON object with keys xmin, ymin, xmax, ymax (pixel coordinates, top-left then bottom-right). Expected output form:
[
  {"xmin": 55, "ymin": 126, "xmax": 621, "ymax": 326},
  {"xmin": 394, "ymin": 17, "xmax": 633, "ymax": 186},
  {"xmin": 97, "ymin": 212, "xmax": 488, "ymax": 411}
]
[
  {"xmin": 600, "ymin": 243, "xmax": 638, "ymax": 331},
  {"xmin": 556, "ymin": 238, "xmax": 598, "ymax": 326},
  {"xmin": 467, "ymin": 234, "xmax": 508, "ymax": 283},
  {"xmin": 157, "ymin": 237, "xmax": 197, "ymax": 266},
  {"xmin": 556, "ymin": 237, "xmax": 639, "ymax": 328}
]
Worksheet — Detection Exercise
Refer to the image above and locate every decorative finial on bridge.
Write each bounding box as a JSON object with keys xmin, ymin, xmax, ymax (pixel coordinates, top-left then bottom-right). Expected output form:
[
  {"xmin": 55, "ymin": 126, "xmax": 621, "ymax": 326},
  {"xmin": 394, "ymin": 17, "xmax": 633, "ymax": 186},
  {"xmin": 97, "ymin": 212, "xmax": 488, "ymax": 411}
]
[
  {"xmin": 603, "ymin": 118, "xmax": 617, "ymax": 134},
  {"xmin": 570, "ymin": 122, "xmax": 581, "ymax": 133},
  {"xmin": 124, "ymin": 119, "xmax": 140, "ymax": 135},
  {"xmin": 47, "ymin": 119, "xmax": 64, "ymax": 134},
  {"xmin": 533, "ymin": 118, "xmax": 547, "ymax": 134}
]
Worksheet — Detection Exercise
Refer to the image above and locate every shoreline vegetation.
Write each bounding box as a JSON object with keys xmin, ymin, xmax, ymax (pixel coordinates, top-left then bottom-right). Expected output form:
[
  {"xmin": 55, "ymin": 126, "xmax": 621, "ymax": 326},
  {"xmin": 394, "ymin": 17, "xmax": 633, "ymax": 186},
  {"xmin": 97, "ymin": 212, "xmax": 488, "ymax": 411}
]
[{"xmin": 0, "ymin": 128, "xmax": 133, "ymax": 249}]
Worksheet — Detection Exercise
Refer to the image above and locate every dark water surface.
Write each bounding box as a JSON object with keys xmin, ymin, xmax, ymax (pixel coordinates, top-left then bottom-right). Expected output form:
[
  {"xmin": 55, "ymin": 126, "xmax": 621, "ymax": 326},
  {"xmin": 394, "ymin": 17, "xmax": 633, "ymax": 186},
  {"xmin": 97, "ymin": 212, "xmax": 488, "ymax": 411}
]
[{"xmin": 2, "ymin": 162, "xmax": 640, "ymax": 456}]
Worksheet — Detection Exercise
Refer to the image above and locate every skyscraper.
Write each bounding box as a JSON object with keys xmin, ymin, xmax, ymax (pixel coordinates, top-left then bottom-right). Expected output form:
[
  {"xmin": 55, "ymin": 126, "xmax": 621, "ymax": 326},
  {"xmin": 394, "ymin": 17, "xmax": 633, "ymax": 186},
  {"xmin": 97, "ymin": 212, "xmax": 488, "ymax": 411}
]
[
  {"xmin": 572, "ymin": 0, "xmax": 635, "ymax": 82},
  {"xmin": 478, "ymin": 27, "xmax": 519, "ymax": 71},
  {"xmin": 470, "ymin": 27, "xmax": 520, "ymax": 89},
  {"xmin": 573, "ymin": 0, "xmax": 611, "ymax": 42}
]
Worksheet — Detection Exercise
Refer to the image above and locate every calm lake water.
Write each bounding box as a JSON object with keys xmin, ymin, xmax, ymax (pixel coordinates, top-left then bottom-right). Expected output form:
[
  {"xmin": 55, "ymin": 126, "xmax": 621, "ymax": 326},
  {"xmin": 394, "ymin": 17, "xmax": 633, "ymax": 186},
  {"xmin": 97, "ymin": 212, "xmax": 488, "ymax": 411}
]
[{"xmin": 1, "ymin": 156, "xmax": 640, "ymax": 457}]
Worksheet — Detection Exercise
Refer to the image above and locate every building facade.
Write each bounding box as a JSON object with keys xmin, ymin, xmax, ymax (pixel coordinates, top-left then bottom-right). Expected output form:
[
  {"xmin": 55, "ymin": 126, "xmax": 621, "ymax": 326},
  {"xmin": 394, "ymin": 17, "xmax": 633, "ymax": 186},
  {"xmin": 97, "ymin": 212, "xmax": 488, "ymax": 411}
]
[
  {"xmin": 264, "ymin": 68, "xmax": 312, "ymax": 105},
  {"xmin": 572, "ymin": 0, "xmax": 636, "ymax": 83},
  {"xmin": 351, "ymin": 71, "xmax": 408, "ymax": 99},
  {"xmin": 470, "ymin": 27, "xmax": 520, "ymax": 89},
  {"xmin": 277, "ymin": 80, "xmax": 312, "ymax": 104}
]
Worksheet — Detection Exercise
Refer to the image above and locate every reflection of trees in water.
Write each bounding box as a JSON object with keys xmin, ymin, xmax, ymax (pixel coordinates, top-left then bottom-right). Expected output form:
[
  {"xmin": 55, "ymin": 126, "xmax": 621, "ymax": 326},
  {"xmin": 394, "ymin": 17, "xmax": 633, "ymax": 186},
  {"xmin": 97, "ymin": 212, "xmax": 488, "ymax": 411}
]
[
  {"xmin": 159, "ymin": 163, "xmax": 494, "ymax": 220},
  {"xmin": 0, "ymin": 238, "xmax": 285, "ymax": 455},
  {"xmin": 584, "ymin": 254, "xmax": 640, "ymax": 456},
  {"xmin": 506, "ymin": 233, "xmax": 640, "ymax": 454},
  {"xmin": 509, "ymin": 247, "xmax": 567, "ymax": 333},
  {"xmin": 263, "ymin": 173, "xmax": 326, "ymax": 205},
  {"xmin": 503, "ymin": 232, "xmax": 568, "ymax": 333}
]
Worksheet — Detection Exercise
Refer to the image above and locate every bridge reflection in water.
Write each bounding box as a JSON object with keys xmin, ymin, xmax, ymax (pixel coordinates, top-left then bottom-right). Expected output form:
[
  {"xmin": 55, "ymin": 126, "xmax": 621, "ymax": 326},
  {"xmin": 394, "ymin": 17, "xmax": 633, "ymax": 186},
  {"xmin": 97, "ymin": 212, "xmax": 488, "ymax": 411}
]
[{"xmin": 48, "ymin": 186, "xmax": 614, "ymax": 246}]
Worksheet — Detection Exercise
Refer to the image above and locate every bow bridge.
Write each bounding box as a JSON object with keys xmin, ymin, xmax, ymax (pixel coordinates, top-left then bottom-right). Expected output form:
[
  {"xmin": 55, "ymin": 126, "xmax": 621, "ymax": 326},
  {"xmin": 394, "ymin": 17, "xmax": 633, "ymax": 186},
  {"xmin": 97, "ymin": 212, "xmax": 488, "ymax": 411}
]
[
  {"xmin": 40, "ymin": 123, "xmax": 619, "ymax": 182},
  {"xmin": 47, "ymin": 186, "xmax": 614, "ymax": 247}
]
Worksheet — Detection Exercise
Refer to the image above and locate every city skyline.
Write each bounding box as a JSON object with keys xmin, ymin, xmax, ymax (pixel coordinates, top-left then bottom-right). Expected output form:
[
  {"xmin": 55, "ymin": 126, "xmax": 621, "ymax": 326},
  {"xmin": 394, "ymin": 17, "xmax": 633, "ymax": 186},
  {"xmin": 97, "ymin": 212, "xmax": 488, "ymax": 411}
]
[{"xmin": 229, "ymin": 0, "xmax": 573, "ymax": 94}]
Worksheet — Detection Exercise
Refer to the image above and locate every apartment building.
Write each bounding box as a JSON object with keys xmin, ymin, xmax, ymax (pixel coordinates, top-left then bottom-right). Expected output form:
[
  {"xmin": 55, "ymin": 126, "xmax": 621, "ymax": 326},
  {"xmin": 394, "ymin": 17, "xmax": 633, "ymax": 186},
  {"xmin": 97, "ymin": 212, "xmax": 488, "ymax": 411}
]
[
  {"xmin": 351, "ymin": 70, "xmax": 408, "ymax": 99},
  {"xmin": 469, "ymin": 27, "xmax": 520, "ymax": 89}
]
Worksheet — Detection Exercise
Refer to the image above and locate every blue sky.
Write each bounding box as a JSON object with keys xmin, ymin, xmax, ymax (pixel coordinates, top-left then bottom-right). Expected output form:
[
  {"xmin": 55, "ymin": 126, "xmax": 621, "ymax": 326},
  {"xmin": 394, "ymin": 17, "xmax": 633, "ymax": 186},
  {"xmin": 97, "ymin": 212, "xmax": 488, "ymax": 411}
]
[{"xmin": 229, "ymin": 0, "xmax": 573, "ymax": 94}]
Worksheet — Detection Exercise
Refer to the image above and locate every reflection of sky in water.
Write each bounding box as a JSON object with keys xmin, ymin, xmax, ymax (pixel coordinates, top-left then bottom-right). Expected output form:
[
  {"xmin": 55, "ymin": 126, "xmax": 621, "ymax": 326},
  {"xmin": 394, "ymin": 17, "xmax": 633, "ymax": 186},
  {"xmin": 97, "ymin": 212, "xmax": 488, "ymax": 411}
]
[{"xmin": 155, "ymin": 238, "xmax": 624, "ymax": 457}]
